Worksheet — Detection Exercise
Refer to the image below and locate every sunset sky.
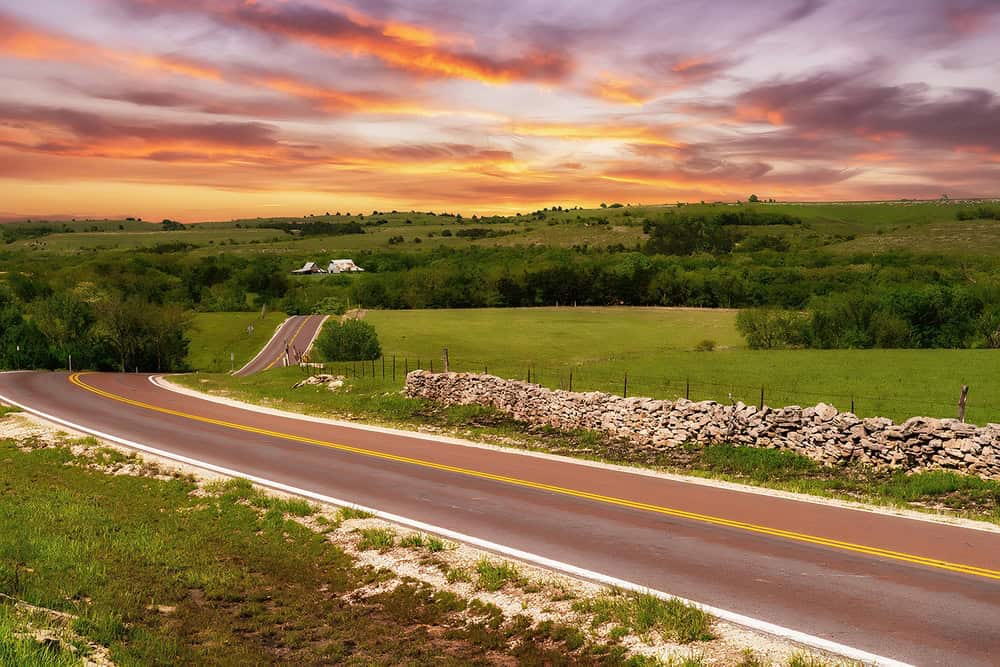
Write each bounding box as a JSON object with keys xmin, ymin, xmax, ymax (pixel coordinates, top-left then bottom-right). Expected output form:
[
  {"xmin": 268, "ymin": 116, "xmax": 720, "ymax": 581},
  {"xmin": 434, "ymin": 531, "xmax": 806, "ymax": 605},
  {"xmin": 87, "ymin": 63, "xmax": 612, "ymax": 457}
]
[{"xmin": 1, "ymin": 0, "xmax": 998, "ymax": 220}]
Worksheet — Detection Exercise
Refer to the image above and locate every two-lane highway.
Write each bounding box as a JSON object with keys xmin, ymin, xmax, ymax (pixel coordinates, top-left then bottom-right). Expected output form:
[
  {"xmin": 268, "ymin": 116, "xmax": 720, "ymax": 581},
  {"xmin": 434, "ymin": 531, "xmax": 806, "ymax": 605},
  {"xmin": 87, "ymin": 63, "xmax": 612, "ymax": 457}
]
[
  {"xmin": 234, "ymin": 315, "xmax": 327, "ymax": 376},
  {"xmin": 2, "ymin": 371, "xmax": 999, "ymax": 665}
]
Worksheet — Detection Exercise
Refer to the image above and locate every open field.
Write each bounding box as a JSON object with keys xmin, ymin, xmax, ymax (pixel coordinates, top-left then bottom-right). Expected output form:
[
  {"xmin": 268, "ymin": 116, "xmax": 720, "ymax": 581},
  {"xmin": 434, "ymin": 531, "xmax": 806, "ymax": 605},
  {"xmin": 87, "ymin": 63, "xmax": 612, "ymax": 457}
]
[
  {"xmin": 359, "ymin": 307, "xmax": 998, "ymax": 424},
  {"xmin": 185, "ymin": 311, "xmax": 288, "ymax": 372},
  {"xmin": 5, "ymin": 200, "xmax": 998, "ymax": 259}
]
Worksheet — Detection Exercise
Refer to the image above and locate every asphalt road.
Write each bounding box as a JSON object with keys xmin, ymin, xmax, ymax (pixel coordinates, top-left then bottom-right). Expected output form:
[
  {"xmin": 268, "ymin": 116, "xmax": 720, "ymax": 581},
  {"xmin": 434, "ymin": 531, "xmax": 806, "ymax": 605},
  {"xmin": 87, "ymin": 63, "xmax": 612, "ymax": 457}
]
[
  {"xmin": 234, "ymin": 315, "xmax": 327, "ymax": 376},
  {"xmin": 2, "ymin": 371, "xmax": 999, "ymax": 665}
]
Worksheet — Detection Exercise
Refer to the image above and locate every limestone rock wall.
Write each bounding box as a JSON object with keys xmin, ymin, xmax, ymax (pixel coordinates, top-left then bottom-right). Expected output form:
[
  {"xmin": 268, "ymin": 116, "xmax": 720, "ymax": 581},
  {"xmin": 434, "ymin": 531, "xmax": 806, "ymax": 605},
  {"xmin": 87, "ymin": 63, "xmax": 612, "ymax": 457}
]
[{"xmin": 405, "ymin": 370, "xmax": 1000, "ymax": 479}]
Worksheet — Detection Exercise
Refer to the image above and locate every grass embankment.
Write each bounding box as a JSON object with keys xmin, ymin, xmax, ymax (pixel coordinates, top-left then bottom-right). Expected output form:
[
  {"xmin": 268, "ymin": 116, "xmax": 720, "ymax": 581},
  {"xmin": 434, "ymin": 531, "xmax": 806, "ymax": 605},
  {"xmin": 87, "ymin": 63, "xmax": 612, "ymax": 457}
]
[
  {"xmin": 173, "ymin": 369, "xmax": 1000, "ymax": 525},
  {"xmin": 0, "ymin": 430, "xmax": 668, "ymax": 665},
  {"xmin": 363, "ymin": 307, "xmax": 998, "ymax": 424},
  {"xmin": 185, "ymin": 311, "xmax": 288, "ymax": 372}
]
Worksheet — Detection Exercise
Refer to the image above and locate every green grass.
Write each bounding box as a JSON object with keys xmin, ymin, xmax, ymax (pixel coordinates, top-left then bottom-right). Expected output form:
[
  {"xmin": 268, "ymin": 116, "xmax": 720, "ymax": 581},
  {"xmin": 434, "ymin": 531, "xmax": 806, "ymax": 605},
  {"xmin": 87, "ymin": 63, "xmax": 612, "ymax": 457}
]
[
  {"xmin": 573, "ymin": 591, "xmax": 714, "ymax": 644},
  {"xmin": 184, "ymin": 311, "xmax": 289, "ymax": 372},
  {"xmin": 13, "ymin": 201, "xmax": 994, "ymax": 259},
  {"xmin": 0, "ymin": 605, "xmax": 82, "ymax": 667},
  {"xmin": 474, "ymin": 558, "xmax": 524, "ymax": 592},
  {"xmin": 363, "ymin": 307, "xmax": 1000, "ymax": 424},
  {"xmin": 356, "ymin": 527, "xmax": 396, "ymax": 552},
  {"xmin": 0, "ymin": 406, "xmax": 21, "ymax": 418},
  {"xmin": 1, "ymin": 436, "xmax": 657, "ymax": 665},
  {"xmin": 336, "ymin": 506, "xmax": 374, "ymax": 521}
]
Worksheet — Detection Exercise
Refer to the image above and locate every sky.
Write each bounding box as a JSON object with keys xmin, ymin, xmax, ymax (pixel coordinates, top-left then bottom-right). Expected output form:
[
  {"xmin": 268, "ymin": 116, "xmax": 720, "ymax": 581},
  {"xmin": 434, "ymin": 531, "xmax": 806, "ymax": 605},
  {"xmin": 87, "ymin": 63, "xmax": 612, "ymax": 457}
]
[{"xmin": 0, "ymin": 0, "xmax": 998, "ymax": 221}]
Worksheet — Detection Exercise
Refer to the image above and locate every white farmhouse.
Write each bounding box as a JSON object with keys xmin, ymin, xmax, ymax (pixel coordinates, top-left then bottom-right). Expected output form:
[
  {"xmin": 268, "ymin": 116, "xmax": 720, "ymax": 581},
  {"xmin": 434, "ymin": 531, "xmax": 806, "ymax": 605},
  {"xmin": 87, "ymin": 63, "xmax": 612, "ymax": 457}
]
[{"xmin": 328, "ymin": 259, "xmax": 364, "ymax": 273}]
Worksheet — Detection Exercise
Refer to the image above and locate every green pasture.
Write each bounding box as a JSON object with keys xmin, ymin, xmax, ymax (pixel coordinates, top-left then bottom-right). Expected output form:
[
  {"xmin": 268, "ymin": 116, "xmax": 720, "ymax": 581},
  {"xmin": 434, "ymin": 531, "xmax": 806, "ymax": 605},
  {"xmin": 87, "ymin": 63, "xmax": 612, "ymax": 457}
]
[
  {"xmin": 9, "ymin": 200, "xmax": 996, "ymax": 260},
  {"xmin": 355, "ymin": 307, "xmax": 998, "ymax": 424},
  {"xmin": 185, "ymin": 311, "xmax": 288, "ymax": 372}
]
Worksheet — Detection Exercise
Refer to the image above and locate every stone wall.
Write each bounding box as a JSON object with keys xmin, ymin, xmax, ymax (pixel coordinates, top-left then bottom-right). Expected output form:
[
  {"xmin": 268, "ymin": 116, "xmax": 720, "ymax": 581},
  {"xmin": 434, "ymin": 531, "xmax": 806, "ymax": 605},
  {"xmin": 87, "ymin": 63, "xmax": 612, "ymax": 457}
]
[{"xmin": 405, "ymin": 370, "xmax": 1000, "ymax": 479}]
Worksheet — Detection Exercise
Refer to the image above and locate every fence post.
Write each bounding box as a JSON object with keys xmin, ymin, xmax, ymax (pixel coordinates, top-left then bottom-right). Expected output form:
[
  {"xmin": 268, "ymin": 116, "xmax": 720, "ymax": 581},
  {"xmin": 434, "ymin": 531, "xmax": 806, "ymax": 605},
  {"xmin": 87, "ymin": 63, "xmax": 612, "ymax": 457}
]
[
  {"xmin": 443, "ymin": 347, "xmax": 450, "ymax": 373},
  {"xmin": 958, "ymin": 385, "xmax": 969, "ymax": 422},
  {"xmin": 685, "ymin": 378, "xmax": 690, "ymax": 400},
  {"xmin": 759, "ymin": 385, "xmax": 764, "ymax": 411},
  {"xmin": 430, "ymin": 359, "xmax": 434, "ymax": 373},
  {"xmin": 623, "ymin": 371, "xmax": 628, "ymax": 398},
  {"xmin": 569, "ymin": 369, "xmax": 573, "ymax": 392},
  {"xmin": 527, "ymin": 367, "xmax": 531, "ymax": 383},
  {"xmin": 484, "ymin": 364, "xmax": 488, "ymax": 375}
]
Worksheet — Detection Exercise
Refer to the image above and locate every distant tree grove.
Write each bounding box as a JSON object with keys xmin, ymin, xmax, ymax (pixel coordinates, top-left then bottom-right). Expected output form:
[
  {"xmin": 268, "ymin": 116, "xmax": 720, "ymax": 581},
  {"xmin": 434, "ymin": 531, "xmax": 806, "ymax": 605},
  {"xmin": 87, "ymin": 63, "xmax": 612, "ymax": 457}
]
[{"xmin": 3, "ymin": 207, "xmax": 1000, "ymax": 369}]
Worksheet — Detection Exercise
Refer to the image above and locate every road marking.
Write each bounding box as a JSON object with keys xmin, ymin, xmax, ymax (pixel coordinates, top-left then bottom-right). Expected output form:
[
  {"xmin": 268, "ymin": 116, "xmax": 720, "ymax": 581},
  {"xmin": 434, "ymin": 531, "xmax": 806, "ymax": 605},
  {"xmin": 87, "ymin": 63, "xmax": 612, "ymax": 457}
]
[
  {"xmin": 0, "ymin": 382, "xmax": 913, "ymax": 666},
  {"xmin": 68, "ymin": 372, "xmax": 1000, "ymax": 582},
  {"xmin": 263, "ymin": 317, "xmax": 309, "ymax": 370},
  {"xmin": 233, "ymin": 317, "xmax": 290, "ymax": 376}
]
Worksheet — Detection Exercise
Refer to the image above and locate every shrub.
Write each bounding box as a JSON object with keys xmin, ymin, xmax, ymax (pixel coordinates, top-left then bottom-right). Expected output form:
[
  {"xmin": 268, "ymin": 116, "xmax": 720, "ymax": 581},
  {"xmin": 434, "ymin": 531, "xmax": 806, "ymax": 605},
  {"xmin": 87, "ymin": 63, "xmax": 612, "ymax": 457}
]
[
  {"xmin": 736, "ymin": 308, "xmax": 805, "ymax": 349},
  {"xmin": 311, "ymin": 297, "xmax": 347, "ymax": 316},
  {"xmin": 315, "ymin": 319, "xmax": 382, "ymax": 361},
  {"xmin": 694, "ymin": 339, "xmax": 716, "ymax": 352}
]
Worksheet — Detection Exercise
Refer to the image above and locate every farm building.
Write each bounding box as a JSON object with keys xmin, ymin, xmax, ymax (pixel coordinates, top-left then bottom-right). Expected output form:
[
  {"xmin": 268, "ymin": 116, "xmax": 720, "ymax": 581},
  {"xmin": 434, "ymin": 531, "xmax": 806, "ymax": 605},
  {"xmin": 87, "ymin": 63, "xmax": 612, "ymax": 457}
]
[
  {"xmin": 291, "ymin": 261, "xmax": 325, "ymax": 275},
  {"xmin": 328, "ymin": 259, "xmax": 364, "ymax": 273}
]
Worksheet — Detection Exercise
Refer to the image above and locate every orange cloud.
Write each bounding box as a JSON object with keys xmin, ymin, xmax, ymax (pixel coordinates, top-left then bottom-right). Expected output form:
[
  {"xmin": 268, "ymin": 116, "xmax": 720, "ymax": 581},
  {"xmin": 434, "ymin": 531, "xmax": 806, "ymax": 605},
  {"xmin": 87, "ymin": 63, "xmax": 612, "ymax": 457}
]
[
  {"xmin": 591, "ymin": 77, "xmax": 649, "ymax": 105},
  {"xmin": 229, "ymin": 3, "xmax": 572, "ymax": 84},
  {"xmin": 0, "ymin": 12, "xmax": 429, "ymax": 117},
  {"xmin": 508, "ymin": 121, "xmax": 679, "ymax": 146}
]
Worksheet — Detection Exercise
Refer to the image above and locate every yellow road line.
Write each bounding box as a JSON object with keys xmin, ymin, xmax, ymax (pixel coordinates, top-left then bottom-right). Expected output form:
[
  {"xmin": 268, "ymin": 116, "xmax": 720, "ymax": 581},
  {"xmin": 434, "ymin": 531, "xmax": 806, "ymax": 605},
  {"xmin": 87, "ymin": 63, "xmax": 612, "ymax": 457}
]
[
  {"xmin": 263, "ymin": 317, "xmax": 309, "ymax": 370},
  {"xmin": 69, "ymin": 372, "xmax": 1000, "ymax": 581}
]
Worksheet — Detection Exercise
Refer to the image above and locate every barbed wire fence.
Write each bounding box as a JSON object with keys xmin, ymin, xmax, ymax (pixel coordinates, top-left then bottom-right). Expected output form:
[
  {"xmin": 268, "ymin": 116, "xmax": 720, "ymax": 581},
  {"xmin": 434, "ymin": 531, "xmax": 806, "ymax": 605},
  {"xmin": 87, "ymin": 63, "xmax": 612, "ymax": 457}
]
[{"xmin": 303, "ymin": 351, "xmax": 994, "ymax": 426}]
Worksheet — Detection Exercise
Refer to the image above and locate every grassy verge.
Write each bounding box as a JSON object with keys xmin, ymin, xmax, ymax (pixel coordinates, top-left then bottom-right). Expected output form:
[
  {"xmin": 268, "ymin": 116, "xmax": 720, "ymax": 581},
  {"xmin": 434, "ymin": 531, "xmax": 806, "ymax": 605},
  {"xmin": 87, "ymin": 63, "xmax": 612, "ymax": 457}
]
[
  {"xmin": 172, "ymin": 369, "xmax": 1000, "ymax": 525},
  {"xmin": 185, "ymin": 311, "xmax": 288, "ymax": 372},
  {"xmin": 2, "ymin": 428, "xmax": 688, "ymax": 665}
]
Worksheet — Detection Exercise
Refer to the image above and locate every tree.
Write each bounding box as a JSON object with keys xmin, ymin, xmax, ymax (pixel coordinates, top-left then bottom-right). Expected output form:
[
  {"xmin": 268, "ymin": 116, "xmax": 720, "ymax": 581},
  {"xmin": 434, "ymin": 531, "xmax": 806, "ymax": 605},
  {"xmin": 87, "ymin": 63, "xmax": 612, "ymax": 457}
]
[
  {"xmin": 736, "ymin": 308, "xmax": 805, "ymax": 349},
  {"xmin": 315, "ymin": 319, "xmax": 382, "ymax": 361},
  {"xmin": 95, "ymin": 294, "xmax": 149, "ymax": 372},
  {"xmin": 643, "ymin": 216, "xmax": 741, "ymax": 256},
  {"xmin": 748, "ymin": 194, "xmax": 760, "ymax": 203},
  {"xmin": 31, "ymin": 292, "xmax": 94, "ymax": 366}
]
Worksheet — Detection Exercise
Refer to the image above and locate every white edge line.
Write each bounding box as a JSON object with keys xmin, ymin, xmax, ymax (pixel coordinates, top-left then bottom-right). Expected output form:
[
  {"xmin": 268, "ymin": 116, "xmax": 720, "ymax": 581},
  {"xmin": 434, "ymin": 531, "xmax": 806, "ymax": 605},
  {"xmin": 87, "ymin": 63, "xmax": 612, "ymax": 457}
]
[
  {"xmin": 233, "ymin": 316, "xmax": 293, "ymax": 376},
  {"xmin": 0, "ymin": 386, "xmax": 910, "ymax": 667},
  {"xmin": 150, "ymin": 375, "xmax": 1000, "ymax": 535}
]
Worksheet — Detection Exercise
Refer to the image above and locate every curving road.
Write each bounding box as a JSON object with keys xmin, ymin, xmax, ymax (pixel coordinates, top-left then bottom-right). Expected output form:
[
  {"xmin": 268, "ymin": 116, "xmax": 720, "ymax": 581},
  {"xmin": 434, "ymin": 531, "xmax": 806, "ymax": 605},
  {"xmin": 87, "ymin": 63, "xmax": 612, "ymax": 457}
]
[
  {"xmin": 234, "ymin": 315, "xmax": 327, "ymax": 376},
  {"xmin": 2, "ymin": 371, "xmax": 1000, "ymax": 665}
]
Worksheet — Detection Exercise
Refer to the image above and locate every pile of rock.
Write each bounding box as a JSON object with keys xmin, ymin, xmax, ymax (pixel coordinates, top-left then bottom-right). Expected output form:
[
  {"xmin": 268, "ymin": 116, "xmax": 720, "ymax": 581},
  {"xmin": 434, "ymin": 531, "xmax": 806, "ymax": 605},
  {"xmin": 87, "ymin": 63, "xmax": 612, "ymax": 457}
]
[
  {"xmin": 292, "ymin": 374, "xmax": 345, "ymax": 391},
  {"xmin": 405, "ymin": 370, "xmax": 1000, "ymax": 479}
]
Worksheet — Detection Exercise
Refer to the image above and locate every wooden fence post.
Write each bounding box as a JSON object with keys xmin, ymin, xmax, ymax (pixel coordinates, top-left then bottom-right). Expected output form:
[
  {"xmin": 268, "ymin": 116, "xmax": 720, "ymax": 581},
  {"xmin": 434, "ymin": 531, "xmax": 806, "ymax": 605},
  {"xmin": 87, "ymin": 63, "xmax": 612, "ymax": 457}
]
[
  {"xmin": 443, "ymin": 347, "xmax": 450, "ymax": 373},
  {"xmin": 623, "ymin": 371, "xmax": 628, "ymax": 398},
  {"xmin": 569, "ymin": 369, "xmax": 573, "ymax": 392},
  {"xmin": 759, "ymin": 385, "xmax": 764, "ymax": 411},
  {"xmin": 685, "ymin": 378, "xmax": 690, "ymax": 400},
  {"xmin": 958, "ymin": 385, "xmax": 969, "ymax": 422}
]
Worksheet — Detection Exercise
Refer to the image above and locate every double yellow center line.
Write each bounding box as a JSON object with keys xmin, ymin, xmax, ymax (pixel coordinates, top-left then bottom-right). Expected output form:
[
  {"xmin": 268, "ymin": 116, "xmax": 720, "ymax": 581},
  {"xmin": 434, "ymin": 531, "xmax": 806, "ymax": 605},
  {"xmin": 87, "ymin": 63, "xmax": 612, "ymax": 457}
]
[
  {"xmin": 69, "ymin": 372, "xmax": 1000, "ymax": 581},
  {"xmin": 263, "ymin": 317, "xmax": 310, "ymax": 370}
]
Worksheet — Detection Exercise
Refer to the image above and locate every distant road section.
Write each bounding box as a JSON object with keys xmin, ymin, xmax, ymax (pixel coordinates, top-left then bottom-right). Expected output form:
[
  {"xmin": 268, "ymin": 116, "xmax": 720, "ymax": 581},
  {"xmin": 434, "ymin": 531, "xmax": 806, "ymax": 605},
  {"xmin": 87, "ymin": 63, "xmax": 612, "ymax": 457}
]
[{"xmin": 234, "ymin": 315, "xmax": 327, "ymax": 376}]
